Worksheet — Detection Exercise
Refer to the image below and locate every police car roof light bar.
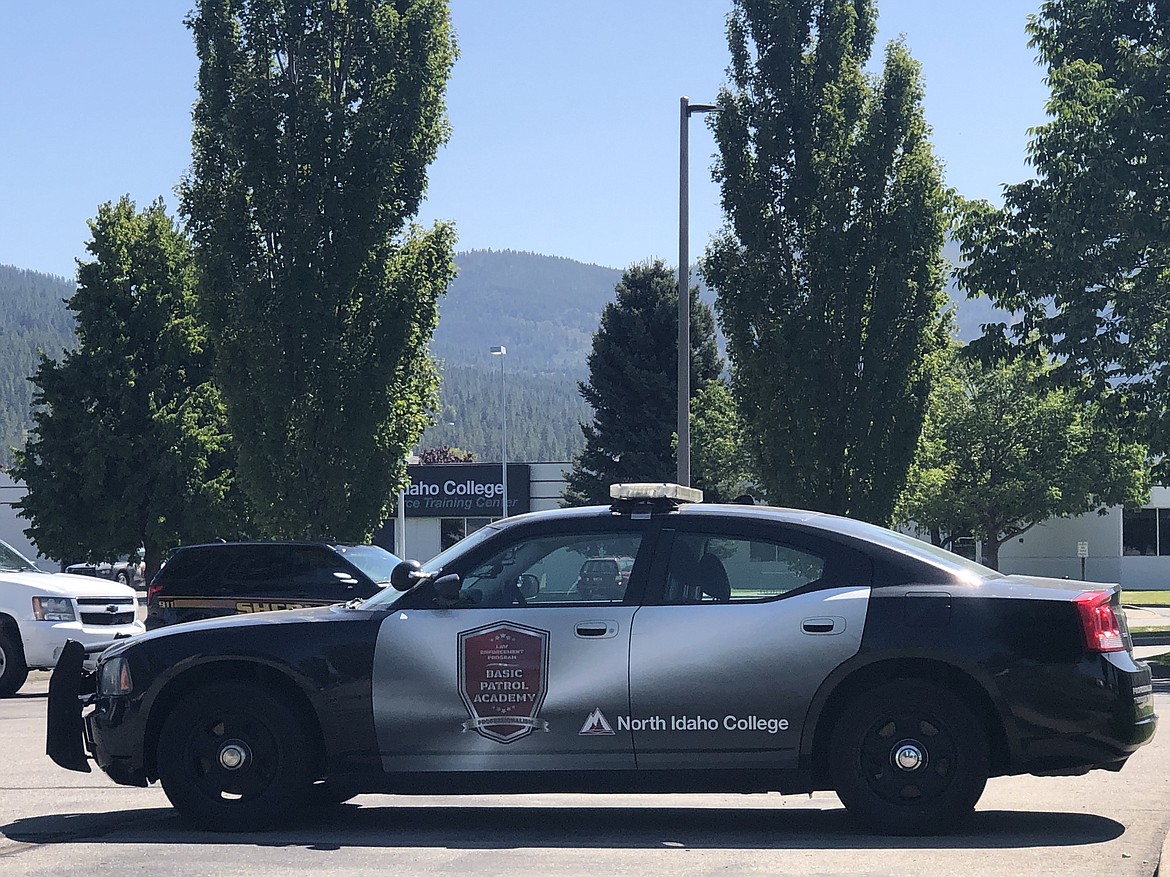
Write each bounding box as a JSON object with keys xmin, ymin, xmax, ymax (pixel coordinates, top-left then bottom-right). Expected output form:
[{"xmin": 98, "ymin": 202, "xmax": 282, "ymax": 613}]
[{"xmin": 609, "ymin": 483, "xmax": 703, "ymax": 513}]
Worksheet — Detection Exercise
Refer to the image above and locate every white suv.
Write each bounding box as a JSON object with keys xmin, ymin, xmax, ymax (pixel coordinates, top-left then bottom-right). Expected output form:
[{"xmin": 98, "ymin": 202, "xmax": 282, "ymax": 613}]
[{"xmin": 0, "ymin": 539, "xmax": 144, "ymax": 696}]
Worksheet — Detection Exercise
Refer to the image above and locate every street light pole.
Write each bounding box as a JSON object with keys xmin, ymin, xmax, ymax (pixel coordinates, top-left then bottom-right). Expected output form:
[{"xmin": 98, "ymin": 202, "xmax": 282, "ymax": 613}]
[
  {"xmin": 490, "ymin": 345, "xmax": 508, "ymax": 517},
  {"xmin": 678, "ymin": 96, "xmax": 717, "ymax": 487}
]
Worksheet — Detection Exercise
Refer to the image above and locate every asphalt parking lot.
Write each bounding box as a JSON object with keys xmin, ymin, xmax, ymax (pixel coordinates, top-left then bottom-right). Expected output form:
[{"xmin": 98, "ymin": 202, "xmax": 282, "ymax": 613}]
[{"xmin": 2, "ymin": 670, "xmax": 1169, "ymax": 877}]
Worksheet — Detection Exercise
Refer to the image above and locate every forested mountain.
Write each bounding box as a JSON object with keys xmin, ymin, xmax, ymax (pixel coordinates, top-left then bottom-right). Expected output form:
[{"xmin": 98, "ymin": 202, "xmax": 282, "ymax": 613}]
[
  {"xmin": 0, "ymin": 248, "xmax": 1001, "ymax": 467},
  {"xmin": 431, "ymin": 249, "xmax": 622, "ymax": 375},
  {"xmin": 419, "ymin": 364, "xmax": 588, "ymax": 462},
  {"xmin": 0, "ymin": 266, "xmax": 75, "ymax": 466}
]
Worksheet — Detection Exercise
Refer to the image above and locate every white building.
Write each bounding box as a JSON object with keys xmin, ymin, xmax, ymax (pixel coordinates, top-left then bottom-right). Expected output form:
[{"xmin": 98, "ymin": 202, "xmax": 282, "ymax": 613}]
[
  {"xmin": 996, "ymin": 485, "xmax": 1170, "ymax": 590},
  {"xmin": 0, "ymin": 472, "xmax": 55, "ymax": 570},
  {"xmin": 373, "ymin": 462, "xmax": 569, "ymax": 563}
]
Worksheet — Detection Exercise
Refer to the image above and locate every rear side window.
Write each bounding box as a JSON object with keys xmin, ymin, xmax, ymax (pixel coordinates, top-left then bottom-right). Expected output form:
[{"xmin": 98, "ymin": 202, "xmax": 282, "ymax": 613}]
[
  {"xmin": 153, "ymin": 547, "xmax": 227, "ymax": 594},
  {"xmin": 218, "ymin": 545, "xmax": 364, "ymax": 597},
  {"xmin": 655, "ymin": 529, "xmax": 869, "ymax": 605}
]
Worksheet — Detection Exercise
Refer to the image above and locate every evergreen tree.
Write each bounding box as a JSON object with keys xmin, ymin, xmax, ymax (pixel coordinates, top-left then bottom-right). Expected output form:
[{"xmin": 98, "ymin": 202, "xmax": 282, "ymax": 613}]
[
  {"xmin": 11, "ymin": 198, "xmax": 243, "ymax": 577},
  {"xmin": 703, "ymin": 0, "xmax": 952, "ymax": 523},
  {"xmin": 956, "ymin": 0, "xmax": 1170, "ymax": 458},
  {"xmin": 182, "ymin": 0, "xmax": 457, "ymax": 540},
  {"xmin": 564, "ymin": 261, "xmax": 722, "ymax": 506}
]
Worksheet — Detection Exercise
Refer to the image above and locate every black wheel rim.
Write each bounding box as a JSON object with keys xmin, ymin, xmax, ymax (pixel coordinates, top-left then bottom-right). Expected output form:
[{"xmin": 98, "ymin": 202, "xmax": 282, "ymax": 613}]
[
  {"xmin": 857, "ymin": 709, "xmax": 959, "ymax": 807},
  {"xmin": 181, "ymin": 708, "xmax": 282, "ymax": 803}
]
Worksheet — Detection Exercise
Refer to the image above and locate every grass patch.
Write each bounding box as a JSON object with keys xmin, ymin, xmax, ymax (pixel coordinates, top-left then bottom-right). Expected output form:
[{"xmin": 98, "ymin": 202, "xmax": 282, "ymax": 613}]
[{"xmin": 1122, "ymin": 590, "xmax": 1170, "ymax": 606}]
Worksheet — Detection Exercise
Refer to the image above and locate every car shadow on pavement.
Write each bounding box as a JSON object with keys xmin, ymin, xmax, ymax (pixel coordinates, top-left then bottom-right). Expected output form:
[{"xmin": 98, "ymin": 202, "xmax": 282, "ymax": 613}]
[{"xmin": 1, "ymin": 804, "xmax": 1125, "ymax": 851}]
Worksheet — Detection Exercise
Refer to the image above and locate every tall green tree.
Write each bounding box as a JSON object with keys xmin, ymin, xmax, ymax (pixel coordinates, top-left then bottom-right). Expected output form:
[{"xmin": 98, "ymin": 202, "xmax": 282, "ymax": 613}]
[
  {"xmin": 11, "ymin": 197, "xmax": 242, "ymax": 577},
  {"xmin": 896, "ymin": 350, "xmax": 1150, "ymax": 570},
  {"xmin": 956, "ymin": 1, "xmax": 1170, "ymax": 454},
  {"xmin": 564, "ymin": 261, "xmax": 722, "ymax": 506},
  {"xmin": 702, "ymin": 0, "xmax": 952, "ymax": 523},
  {"xmin": 182, "ymin": 0, "xmax": 458, "ymax": 540}
]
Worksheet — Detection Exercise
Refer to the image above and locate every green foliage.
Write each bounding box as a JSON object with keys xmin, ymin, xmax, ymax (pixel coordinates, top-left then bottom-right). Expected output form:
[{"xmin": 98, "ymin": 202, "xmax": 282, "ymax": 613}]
[
  {"xmin": 182, "ymin": 0, "xmax": 458, "ymax": 540},
  {"xmin": 10, "ymin": 198, "xmax": 244, "ymax": 575},
  {"xmin": 703, "ymin": 0, "xmax": 952, "ymax": 524},
  {"xmin": 956, "ymin": 1, "xmax": 1170, "ymax": 454},
  {"xmin": 689, "ymin": 379, "xmax": 760, "ymax": 503},
  {"xmin": 0, "ymin": 267, "xmax": 76, "ymax": 467},
  {"xmin": 564, "ymin": 261, "xmax": 723, "ymax": 506},
  {"xmin": 896, "ymin": 349, "xmax": 1151, "ymax": 570},
  {"xmin": 416, "ymin": 445, "xmax": 475, "ymax": 463}
]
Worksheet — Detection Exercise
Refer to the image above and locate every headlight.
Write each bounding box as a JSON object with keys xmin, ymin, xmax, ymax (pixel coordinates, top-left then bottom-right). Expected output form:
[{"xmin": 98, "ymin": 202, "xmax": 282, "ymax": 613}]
[
  {"xmin": 32, "ymin": 596, "xmax": 76, "ymax": 622},
  {"xmin": 98, "ymin": 657, "xmax": 133, "ymax": 695}
]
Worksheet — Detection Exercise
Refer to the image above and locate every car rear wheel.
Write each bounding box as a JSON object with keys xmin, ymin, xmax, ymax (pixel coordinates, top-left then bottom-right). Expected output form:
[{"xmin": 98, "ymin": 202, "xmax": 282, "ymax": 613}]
[
  {"xmin": 0, "ymin": 628, "xmax": 29, "ymax": 697},
  {"xmin": 157, "ymin": 683, "xmax": 310, "ymax": 830},
  {"xmin": 115, "ymin": 571, "xmax": 130, "ymax": 586},
  {"xmin": 829, "ymin": 679, "xmax": 989, "ymax": 835}
]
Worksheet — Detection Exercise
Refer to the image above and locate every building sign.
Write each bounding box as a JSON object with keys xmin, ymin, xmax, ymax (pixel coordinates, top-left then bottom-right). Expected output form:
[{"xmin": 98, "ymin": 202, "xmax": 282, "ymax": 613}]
[
  {"xmin": 458, "ymin": 621, "xmax": 550, "ymax": 743},
  {"xmin": 403, "ymin": 463, "xmax": 530, "ymax": 518}
]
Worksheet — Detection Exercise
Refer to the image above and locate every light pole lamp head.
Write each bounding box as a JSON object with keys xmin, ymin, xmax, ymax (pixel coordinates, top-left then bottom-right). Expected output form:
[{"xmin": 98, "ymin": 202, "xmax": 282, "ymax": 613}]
[{"xmin": 490, "ymin": 345, "xmax": 506, "ymax": 356}]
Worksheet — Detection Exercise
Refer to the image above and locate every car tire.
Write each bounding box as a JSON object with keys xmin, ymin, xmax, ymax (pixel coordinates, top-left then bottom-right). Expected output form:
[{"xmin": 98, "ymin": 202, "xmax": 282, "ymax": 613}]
[
  {"xmin": 829, "ymin": 678, "xmax": 989, "ymax": 835},
  {"xmin": 157, "ymin": 682, "xmax": 311, "ymax": 831},
  {"xmin": 0, "ymin": 627, "xmax": 29, "ymax": 698},
  {"xmin": 115, "ymin": 571, "xmax": 130, "ymax": 586}
]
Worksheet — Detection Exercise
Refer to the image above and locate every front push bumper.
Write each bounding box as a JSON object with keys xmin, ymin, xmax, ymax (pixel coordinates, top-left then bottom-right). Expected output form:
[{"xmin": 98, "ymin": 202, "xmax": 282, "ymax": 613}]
[{"xmin": 46, "ymin": 639, "xmax": 93, "ymax": 773}]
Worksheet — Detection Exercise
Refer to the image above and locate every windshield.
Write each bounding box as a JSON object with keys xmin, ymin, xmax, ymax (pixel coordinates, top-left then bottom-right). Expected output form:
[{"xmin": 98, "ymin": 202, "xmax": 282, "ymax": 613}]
[
  {"xmin": 333, "ymin": 545, "xmax": 402, "ymax": 585},
  {"xmin": 359, "ymin": 523, "xmax": 502, "ymax": 609},
  {"xmin": 0, "ymin": 540, "xmax": 42, "ymax": 573}
]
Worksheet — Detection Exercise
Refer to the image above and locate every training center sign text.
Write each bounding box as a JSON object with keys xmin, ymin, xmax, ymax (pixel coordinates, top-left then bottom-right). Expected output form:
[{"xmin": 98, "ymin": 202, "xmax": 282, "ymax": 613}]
[{"xmin": 404, "ymin": 463, "xmax": 530, "ymax": 518}]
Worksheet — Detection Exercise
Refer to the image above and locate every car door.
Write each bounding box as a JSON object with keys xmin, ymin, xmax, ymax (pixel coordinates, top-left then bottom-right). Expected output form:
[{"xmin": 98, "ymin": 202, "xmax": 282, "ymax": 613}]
[
  {"xmin": 628, "ymin": 519, "xmax": 872, "ymax": 770},
  {"xmin": 372, "ymin": 519, "xmax": 653, "ymax": 773}
]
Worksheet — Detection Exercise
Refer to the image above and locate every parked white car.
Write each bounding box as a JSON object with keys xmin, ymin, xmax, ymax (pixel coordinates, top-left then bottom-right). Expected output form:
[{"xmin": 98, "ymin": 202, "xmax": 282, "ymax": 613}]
[{"xmin": 0, "ymin": 539, "xmax": 143, "ymax": 696}]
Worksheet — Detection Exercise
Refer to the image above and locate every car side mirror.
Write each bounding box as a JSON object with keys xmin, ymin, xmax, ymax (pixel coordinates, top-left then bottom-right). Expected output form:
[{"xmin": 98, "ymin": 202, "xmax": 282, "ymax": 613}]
[
  {"xmin": 517, "ymin": 573, "xmax": 540, "ymax": 599},
  {"xmin": 390, "ymin": 560, "xmax": 425, "ymax": 592}
]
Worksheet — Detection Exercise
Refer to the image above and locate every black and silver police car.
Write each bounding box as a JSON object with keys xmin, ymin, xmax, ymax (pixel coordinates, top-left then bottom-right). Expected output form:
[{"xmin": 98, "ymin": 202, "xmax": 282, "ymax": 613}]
[{"xmin": 47, "ymin": 484, "xmax": 1157, "ymax": 835}]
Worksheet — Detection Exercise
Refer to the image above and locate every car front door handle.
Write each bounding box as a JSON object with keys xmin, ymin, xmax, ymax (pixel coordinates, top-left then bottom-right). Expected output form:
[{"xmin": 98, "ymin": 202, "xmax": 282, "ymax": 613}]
[{"xmin": 575, "ymin": 621, "xmax": 618, "ymax": 639}]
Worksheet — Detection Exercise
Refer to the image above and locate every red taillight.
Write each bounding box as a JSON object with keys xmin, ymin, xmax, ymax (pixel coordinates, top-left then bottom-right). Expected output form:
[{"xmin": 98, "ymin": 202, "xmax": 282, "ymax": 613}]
[
  {"xmin": 1074, "ymin": 590, "xmax": 1125, "ymax": 652},
  {"xmin": 147, "ymin": 583, "xmax": 163, "ymax": 603}
]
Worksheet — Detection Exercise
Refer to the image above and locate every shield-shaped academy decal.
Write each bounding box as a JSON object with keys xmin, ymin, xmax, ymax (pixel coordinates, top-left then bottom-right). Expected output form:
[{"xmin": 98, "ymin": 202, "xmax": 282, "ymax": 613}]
[{"xmin": 458, "ymin": 621, "xmax": 550, "ymax": 743}]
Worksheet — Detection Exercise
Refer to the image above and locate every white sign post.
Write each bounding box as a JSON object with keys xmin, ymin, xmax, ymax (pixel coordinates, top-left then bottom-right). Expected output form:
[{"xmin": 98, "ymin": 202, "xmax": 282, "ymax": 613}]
[{"xmin": 1077, "ymin": 541, "xmax": 1089, "ymax": 580}]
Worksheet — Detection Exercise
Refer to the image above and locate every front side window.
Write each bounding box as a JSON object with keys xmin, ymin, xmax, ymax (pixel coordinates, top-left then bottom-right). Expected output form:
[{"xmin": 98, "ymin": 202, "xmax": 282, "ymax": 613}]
[
  {"xmin": 458, "ymin": 531, "xmax": 644, "ymax": 608},
  {"xmin": 662, "ymin": 532, "xmax": 827, "ymax": 604}
]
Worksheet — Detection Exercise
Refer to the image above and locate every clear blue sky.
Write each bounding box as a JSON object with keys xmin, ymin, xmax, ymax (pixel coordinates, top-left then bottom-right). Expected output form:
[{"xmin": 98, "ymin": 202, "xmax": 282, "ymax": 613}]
[{"xmin": 0, "ymin": 1, "xmax": 1049, "ymax": 280}]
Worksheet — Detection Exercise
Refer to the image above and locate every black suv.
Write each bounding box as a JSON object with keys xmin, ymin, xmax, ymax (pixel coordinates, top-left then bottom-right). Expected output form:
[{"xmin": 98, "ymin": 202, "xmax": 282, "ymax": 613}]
[{"xmin": 145, "ymin": 542, "xmax": 400, "ymax": 630}]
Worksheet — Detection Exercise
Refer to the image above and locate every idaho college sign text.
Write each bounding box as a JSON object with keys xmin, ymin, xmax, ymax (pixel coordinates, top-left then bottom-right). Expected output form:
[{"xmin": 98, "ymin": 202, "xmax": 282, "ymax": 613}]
[{"xmin": 403, "ymin": 463, "xmax": 530, "ymax": 518}]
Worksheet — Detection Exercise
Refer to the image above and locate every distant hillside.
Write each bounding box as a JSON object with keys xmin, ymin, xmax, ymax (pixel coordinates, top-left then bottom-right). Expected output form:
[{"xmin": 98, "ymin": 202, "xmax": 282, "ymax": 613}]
[
  {"xmin": 0, "ymin": 266, "xmax": 75, "ymax": 466},
  {"xmin": 432, "ymin": 249, "xmax": 622, "ymax": 376},
  {"xmin": 0, "ymin": 248, "xmax": 1009, "ymax": 467}
]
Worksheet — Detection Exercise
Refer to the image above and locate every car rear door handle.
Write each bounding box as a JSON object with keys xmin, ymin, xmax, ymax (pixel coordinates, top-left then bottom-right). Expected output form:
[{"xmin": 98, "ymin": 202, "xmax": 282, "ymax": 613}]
[
  {"xmin": 575, "ymin": 621, "xmax": 618, "ymax": 639},
  {"xmin": 801, "ymin": 616, "xmax": 846, "ymax": 635}
]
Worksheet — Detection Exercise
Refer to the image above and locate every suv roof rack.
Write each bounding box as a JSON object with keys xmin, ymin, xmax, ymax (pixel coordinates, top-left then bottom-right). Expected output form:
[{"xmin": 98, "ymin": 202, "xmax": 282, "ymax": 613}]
[{"xmin": 609, "ymin": 483, "xmax": 703, "ymax": 515}]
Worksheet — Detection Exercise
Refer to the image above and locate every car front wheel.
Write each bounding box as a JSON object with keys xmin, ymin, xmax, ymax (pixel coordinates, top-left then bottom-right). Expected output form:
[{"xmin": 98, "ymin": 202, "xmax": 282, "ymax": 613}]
[
  {"xmin": 0, "ymin": 628, "xmax": 29, "ymax": 697},
  {"xmin": 157, "ymin": 682, "xmax": 310, "ymax": 830},
  {"xmin": 829, "ymin": 679, "xmax": 989, "ymax": 835}
]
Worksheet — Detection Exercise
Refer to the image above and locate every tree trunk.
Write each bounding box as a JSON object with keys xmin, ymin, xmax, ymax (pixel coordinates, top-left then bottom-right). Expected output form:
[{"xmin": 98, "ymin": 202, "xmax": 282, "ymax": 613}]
[{"xmin": 980, "ymin": 539, "xmax": 1000, "ymax": 571}]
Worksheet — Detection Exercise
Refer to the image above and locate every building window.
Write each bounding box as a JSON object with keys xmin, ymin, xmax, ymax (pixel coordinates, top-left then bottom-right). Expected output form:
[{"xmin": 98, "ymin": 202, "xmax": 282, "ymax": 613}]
[
  {"xmin": 441, "ymin": 517, "xmax": 499, "ymax": 551},
  {"xmin": 1123, "ymin": 508, "xmax": 1158, "ymax": 556}
]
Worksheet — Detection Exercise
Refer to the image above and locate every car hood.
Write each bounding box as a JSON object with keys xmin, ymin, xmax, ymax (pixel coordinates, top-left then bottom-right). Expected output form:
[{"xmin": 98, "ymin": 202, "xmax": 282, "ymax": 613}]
[
  {"xmin": 103, "ymin": 603, "xmax": 355, "ymax": 659},
  {"xmin": 0, "ymin": 570, "xmax": 137, "ymax": 598}
]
